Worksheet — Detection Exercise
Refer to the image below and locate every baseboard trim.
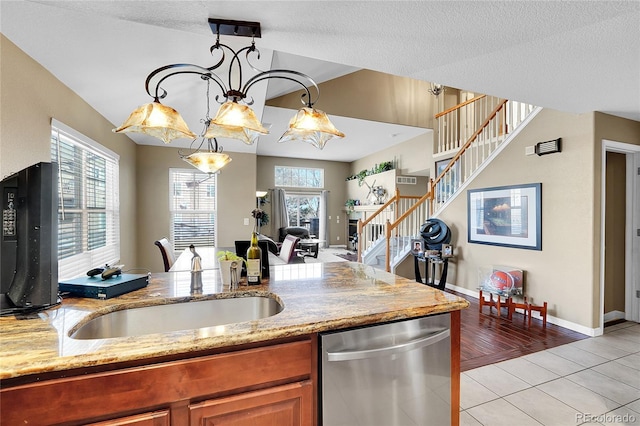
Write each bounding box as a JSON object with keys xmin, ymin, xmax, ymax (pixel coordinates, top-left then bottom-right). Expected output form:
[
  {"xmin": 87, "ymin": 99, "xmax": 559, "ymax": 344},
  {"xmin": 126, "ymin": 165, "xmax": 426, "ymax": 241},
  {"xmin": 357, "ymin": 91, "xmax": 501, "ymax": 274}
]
[
  {"xmin": 604, "ymin": 310, "xmax": 626, "ymax": 323},
  {"xmin": 444, "ymin": 283, "xmax": 596, "ymax": 337}
]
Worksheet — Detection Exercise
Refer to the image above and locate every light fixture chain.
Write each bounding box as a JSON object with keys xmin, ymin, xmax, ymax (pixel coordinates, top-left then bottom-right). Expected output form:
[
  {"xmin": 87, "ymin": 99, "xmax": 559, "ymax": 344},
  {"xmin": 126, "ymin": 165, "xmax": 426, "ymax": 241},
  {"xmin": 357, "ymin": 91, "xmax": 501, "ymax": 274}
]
[{"xmin": 205, "ymin": 78, "xmax": 211, "ymax": 120}]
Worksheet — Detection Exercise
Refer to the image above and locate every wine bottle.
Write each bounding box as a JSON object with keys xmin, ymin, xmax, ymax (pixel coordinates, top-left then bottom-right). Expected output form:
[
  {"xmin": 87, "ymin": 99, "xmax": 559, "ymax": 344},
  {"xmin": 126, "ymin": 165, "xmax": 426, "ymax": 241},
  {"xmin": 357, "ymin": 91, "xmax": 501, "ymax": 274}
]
[{"xmin": 246, "ymin": 231, "xmax": 262, "ymax": 285}]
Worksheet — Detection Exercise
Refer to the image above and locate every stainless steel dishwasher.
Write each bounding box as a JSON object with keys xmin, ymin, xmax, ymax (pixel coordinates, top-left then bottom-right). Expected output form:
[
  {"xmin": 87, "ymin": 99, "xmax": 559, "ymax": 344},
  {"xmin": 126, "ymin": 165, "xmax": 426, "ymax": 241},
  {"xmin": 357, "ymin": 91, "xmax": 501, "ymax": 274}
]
[{"xmin": 320, "ymin": 314, "xmax": 450, "ymax": 426}]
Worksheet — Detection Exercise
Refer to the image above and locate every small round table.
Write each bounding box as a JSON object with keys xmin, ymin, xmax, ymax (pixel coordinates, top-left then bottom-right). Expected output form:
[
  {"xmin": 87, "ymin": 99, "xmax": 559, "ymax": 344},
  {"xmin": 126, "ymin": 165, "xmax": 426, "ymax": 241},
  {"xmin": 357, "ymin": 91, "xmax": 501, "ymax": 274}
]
[{"xmin": 297, "ymin": 239, "xmax": 321, "ymax": 258}]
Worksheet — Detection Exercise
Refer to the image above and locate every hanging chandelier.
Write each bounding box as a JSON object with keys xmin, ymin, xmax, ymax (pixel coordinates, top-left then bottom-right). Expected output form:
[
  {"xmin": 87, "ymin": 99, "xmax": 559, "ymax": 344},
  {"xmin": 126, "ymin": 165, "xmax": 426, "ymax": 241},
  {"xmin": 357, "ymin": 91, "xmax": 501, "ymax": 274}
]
[{"xmin": 114, "ymin": 18, "xmax": 344, "ymax": 149}]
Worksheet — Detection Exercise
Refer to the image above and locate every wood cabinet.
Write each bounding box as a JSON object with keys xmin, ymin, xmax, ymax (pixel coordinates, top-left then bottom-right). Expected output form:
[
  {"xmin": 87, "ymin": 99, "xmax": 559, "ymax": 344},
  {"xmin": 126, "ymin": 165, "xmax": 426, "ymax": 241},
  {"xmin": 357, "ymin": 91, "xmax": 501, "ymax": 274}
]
[
  {"xmin": 190, "ymin": 381, "xmax": 312, "ymax": 426},
  {"xmin": 89, "ymin": 410, "xmax": 170, "ymax": 426},
  {"xmin": 0, "ymin": 339, "xmax": 313, "ymax": 426}
]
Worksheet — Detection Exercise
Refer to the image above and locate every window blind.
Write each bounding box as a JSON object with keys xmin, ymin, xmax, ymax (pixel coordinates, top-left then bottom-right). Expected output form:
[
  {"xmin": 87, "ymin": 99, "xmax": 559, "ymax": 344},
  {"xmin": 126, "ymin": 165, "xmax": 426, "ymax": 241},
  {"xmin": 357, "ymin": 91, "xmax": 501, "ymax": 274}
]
[
  {"xmin": 50, "ymin": 119, "xmax": 120, "ymax": 280},
  {"xmin": 169, "ymin": 169, "xmax": 217, "ymax": 252}
]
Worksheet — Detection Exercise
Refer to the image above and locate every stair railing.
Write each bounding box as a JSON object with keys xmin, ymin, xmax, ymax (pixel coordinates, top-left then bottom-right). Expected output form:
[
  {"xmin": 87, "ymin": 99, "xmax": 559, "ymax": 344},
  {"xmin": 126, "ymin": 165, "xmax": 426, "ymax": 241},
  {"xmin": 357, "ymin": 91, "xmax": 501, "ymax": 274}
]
[
  {"xmin": 436, "ymin": 94, "xmax": 487, "ymax": 153},
  {"xmin": 430, "ymin": 99, "xmax": 507, "ymax": 211},
  {"xmin": 430, "ymin": 99, "xmax": 536, "ymax": 213},
  {"xmin": 357, "ymin": 96, "xmax": 537, "ymax": 271},
  {"xmin": 356, "ymin": 189, "xmax": 421, "ymax": 263}
]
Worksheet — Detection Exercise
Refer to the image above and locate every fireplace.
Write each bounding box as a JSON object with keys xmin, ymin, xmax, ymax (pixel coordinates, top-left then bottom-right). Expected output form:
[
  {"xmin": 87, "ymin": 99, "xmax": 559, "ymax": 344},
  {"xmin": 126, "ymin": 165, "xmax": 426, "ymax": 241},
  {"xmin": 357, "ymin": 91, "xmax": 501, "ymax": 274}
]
[{"xmin": 348, "ymin": 219, "xmax": 358, "ymax": 251}]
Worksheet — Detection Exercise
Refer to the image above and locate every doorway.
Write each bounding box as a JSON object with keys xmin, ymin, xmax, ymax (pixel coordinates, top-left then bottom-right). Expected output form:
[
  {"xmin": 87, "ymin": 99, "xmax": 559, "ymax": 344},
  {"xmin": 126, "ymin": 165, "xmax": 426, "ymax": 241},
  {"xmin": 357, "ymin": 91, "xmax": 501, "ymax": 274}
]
[{"xmin": 600, "ymin": 140, "xmax": 640, "ymax": 334}]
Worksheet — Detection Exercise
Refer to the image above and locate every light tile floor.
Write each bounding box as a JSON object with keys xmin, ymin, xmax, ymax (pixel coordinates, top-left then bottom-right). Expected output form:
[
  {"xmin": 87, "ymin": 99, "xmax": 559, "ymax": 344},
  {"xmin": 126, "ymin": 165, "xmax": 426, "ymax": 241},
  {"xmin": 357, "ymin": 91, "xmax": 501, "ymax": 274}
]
[{"xmin": 460, "ymin": 321, "xmax": 640, "ymax": 426}]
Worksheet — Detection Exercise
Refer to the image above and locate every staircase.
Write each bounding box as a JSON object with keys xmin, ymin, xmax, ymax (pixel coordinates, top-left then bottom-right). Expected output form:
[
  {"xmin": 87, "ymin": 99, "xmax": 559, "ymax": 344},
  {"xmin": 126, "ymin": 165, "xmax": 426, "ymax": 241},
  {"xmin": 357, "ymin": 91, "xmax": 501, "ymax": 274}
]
[{"xmin": 357, "ymin": 95, "xmax": 541, "ymax": 272}]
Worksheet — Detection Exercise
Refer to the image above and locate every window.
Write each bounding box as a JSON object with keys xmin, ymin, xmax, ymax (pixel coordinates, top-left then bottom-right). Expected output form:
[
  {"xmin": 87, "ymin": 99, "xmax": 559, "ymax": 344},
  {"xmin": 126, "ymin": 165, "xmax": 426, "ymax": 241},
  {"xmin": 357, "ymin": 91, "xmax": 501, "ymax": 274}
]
[
  {"xmin": 275, "ymin": 166, "xmax": 324, "ymax": 188},
  {"xmin": 286, "ymin": 193, "xmax": 320, "ymax": 235},
  {"xmin": 169, "ymin": 169, "xmax": 217, "ymax": 252},
  {"xmin": 50, "ymin": 120, "xmax": 120, "ymax": 280}
]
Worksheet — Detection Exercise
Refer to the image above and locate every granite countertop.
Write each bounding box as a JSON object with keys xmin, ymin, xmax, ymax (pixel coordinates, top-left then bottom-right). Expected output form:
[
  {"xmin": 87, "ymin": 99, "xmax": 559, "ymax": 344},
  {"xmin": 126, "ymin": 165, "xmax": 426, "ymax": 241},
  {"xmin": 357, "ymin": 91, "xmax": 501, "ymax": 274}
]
[{"xmin": 0, "ymin": 262, "xmax": 468, "ymax": 381}]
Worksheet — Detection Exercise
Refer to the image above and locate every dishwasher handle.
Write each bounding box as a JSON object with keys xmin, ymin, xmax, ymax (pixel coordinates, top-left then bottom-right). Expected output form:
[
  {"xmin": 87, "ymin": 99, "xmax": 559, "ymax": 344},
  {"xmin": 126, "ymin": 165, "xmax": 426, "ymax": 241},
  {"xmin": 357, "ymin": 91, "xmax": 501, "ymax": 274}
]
[{"xmin": 326, "ymin": 328, "xmax": 450, "ymax": 362}]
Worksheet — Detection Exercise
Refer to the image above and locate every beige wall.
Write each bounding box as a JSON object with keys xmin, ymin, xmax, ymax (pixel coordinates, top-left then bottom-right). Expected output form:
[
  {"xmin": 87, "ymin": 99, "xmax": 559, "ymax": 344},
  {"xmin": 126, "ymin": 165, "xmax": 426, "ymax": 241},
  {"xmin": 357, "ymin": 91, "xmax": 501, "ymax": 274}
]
[
  {"xmin": 438, "ymin": 109, "xmax": 596, "ymax": 327},
  {"xmin": 592, "ymin": 112, "xmax": 640, "ymax": 325},
  {"xmin": 436, "ymin": 109, "xmax": 640, "ymax": 329},
  {"xmin": 346, "ymin": 133, "xmax": 434, "ymax": 204},
  {"xmin": 350, "ymin": 132, "xmax": 435, "ymax": 178},
  {"xmin": 0, "ymin": 35, "xmax": 138, "ymax": 267},
  {"xmin": 268, "ymin": 69, "xmax": 438, "ymax": 129},
  {"xmin": 136, "ymin": 145, "xmax": 257, "ymax": 272},
  {"xmin": 256, "ymin": 156, "xmax": 350, "ymax": 245},
  {"xmin": 604, "ymin": 152, "xmax": 626, "ymax": 314}
]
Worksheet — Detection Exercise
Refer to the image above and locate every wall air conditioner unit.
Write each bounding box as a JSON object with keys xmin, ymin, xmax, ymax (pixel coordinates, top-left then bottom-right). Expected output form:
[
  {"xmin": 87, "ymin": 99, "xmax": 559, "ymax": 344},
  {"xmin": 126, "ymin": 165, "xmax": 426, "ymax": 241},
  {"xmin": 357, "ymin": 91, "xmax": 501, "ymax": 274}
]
[{"xmin": 396, "ymin": 176, "xmax": 417, "ymax": 185}]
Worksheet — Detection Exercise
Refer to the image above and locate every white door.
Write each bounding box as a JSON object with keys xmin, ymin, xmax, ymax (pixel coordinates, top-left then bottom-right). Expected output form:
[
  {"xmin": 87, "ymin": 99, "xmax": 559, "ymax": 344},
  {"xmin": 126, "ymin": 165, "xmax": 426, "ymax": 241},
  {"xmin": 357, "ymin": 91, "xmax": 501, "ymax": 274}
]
[
  {"xmin": 601, "ymin": 141, "xmax": 640, "ymax": 333},
  {"xmin": 627, "ymin": 151, "xmax": 640, "ymax": 322}
]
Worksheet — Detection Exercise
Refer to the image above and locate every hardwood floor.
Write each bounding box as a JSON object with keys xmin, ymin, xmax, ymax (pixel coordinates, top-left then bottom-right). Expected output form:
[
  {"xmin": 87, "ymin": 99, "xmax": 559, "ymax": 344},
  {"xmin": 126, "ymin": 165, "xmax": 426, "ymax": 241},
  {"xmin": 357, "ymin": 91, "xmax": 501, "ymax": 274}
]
[{"xmin": 448, "ymin": 290, "xmax": 589, "ymax": 372}]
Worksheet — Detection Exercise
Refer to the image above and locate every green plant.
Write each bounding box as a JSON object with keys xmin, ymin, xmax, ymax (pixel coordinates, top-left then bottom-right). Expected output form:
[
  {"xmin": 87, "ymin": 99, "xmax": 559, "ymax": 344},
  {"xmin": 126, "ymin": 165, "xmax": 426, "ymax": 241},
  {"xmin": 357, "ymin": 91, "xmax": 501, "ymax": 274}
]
[
  {"xmin": 346, "ymin": 161, "xmax": 395, "ymax": 184},
  {"xmin": 357, "ymin": 169, "xmax": 369, "ymax": 186},
  {"xmin": 377, "ymin": 161, "xmax": 393, "ymax": 173},
  {"xmin": 216, "ymin": 250, "xmax": 245, "ymax": 263},
  {"xmin": 259, "ymin": 212, "xmax": 269, "ymax": 226},
  {"xmin": 345, "ymin": 199, "xmax": 357, "ymax": 213}
]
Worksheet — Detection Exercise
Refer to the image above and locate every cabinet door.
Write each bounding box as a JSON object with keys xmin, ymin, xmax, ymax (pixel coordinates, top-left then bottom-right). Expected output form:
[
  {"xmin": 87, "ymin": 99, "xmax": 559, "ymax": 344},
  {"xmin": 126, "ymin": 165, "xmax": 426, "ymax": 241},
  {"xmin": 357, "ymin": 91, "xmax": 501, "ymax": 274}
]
[
  {"xmin": 189, "ymin": 381, "xmax": 312, "ymax": 426},
  {"xmin": 88, "ymin": 409, "xmax": 170, "ymax": 425}
]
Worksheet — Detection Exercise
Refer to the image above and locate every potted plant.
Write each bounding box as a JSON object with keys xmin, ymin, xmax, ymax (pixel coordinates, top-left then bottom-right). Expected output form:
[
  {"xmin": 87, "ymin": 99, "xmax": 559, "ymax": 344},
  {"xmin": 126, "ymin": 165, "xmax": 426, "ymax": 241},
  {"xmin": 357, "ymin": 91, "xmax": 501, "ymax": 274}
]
[
  {"xmin": 345, "ymin": 199, "xmax": 357, "ymax": 213},
  {"xmin": 216, "ymin": 251, "xmax": 245, "ymax": 286}
]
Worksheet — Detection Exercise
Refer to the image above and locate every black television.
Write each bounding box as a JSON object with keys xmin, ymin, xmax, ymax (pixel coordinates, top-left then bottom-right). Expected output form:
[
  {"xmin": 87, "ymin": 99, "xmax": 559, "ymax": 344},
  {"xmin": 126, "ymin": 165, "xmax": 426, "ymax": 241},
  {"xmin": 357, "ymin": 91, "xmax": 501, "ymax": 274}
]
[{"xmin": 0, "ymin": 162, "xmax": 59, "ymax": 315}]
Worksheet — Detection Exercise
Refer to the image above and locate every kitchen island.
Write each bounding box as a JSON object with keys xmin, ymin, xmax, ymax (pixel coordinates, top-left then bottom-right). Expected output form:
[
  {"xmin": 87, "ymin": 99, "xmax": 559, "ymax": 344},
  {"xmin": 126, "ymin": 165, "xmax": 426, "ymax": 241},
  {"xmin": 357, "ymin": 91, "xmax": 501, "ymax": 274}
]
[{"xmin": 0, "ymin": 261, "xmax": 468, "ymax": 425}]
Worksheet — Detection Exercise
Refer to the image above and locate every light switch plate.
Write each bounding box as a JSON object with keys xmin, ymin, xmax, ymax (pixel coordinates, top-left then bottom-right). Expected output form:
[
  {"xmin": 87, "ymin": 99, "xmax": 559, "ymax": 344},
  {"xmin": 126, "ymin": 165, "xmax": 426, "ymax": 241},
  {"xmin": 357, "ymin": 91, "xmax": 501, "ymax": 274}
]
[
  {"xmin": 525, "ymin": 146, "xmax": 536, "ymax": 156},
  {"xmin": 243, "ymin": 218, "xmax": 249, "ymax": 226}
]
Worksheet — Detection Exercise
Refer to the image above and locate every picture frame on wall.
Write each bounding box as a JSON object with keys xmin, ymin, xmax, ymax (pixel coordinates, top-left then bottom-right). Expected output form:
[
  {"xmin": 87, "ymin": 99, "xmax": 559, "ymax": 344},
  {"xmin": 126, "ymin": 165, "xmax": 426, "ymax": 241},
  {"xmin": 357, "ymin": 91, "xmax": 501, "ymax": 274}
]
[{"xmin": 467, "ymin": 183, "xmax": 542, "ymax": 250}]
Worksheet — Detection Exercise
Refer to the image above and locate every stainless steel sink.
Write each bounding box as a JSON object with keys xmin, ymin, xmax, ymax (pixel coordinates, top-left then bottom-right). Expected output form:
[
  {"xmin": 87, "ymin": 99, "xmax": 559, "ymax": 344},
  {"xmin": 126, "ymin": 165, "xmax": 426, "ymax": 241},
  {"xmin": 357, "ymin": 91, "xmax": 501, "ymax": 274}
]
[{"xmin": 70, "ymin": 296, "xmax": 283, "ymax": 339}]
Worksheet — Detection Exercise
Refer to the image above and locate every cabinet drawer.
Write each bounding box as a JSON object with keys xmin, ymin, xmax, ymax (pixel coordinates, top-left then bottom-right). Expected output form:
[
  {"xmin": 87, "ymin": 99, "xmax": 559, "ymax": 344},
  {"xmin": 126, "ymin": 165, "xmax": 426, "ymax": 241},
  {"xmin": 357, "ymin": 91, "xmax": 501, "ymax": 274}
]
[
  {"xmin": 190, "ymin": 381, "xmax": 313, "ymax": 426},
  {"xmin": 88, "ymin": 410, "xmax": 170, "ymax": 426}
]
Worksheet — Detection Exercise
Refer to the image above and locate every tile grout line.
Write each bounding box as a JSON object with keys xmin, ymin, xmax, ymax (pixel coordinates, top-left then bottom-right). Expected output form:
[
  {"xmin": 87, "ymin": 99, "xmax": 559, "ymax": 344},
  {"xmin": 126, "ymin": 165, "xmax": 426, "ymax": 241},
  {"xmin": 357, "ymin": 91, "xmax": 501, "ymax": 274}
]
[{"xmin": 460, "ymin": 323, "xmax": 640, "ymax": 425}]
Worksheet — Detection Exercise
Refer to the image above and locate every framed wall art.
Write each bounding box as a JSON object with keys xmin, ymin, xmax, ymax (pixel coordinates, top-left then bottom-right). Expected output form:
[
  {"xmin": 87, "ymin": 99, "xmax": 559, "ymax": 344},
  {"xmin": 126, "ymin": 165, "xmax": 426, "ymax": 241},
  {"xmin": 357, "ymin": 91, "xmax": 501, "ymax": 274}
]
[{"xmin": 467, "ymin": 183, "xmax": 542, "ymax": 250}]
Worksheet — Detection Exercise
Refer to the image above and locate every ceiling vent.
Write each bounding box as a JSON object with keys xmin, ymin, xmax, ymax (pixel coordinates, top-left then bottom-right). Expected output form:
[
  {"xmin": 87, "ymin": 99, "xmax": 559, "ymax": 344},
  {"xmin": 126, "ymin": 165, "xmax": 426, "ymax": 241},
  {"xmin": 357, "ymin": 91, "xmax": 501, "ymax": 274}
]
[{"xmin": 396, "ymin": 176, "xmax": 417, "ymax": 185}]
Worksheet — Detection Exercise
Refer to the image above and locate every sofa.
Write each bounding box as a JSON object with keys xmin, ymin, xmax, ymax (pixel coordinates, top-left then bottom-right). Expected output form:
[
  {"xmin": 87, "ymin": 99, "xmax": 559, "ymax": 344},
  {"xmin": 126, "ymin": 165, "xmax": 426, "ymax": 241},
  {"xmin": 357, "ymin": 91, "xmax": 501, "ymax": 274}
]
[
  {"xmin": 257, "ymin": 234, "xmax": 280, "ymax": 255},
  {"xmin": 278, "ymin": 226, "xmax": 310, "ymax": 242}
]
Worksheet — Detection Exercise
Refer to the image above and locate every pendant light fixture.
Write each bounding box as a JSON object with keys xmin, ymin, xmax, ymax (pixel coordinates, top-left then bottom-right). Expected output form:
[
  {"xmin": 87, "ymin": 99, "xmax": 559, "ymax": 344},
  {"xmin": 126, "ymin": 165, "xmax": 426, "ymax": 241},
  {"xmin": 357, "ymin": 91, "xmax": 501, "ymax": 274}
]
[
  {"xmin": 114, "ymin": 18, "xmax": 344, "ymax": 149},
  {"xmin": 278, "ymin": 107, "xmax": 345, "ymax": 149},
  {"xmin": 180, "ymin": 136, "xmax": 232, "ymax": 174},
  {"xmin": 429, "ymin": 83, "xmax": 445, "ymax": 97},
  {"xmin": 113, "ymin": 102, "xmax": 195, "ymax": 144},
  {"xmin": 179, "ymin": 79, "xmax": 232, "ymax": 174}
]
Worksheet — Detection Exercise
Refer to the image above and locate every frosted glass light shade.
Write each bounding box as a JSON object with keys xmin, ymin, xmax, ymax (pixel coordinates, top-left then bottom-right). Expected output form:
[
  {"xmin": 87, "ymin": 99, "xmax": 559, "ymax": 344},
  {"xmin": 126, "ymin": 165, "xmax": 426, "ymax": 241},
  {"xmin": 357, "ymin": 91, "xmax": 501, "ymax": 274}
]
[
  {"xmin": 113, "ymin": 102, "xmax": 195, "ymax": 144},
  {"xmin": 278, "ymin": 107, "xmax": 344, "ymax": 149},
  {"xmin": 182, "ymin": 151, "xmax": 232, "ymax": 174},
  {"xmin": 206, "ymin": 101, "xmax": 269, "ymax": 145}
]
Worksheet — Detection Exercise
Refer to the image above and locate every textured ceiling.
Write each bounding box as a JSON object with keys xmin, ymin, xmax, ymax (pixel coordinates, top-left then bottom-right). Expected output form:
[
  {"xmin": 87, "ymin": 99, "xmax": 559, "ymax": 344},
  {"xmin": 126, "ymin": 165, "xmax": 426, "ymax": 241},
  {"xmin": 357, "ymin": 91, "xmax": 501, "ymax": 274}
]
[{"xmin": 1, "ymin": 1, "xmax": 638, "ymax": 163}]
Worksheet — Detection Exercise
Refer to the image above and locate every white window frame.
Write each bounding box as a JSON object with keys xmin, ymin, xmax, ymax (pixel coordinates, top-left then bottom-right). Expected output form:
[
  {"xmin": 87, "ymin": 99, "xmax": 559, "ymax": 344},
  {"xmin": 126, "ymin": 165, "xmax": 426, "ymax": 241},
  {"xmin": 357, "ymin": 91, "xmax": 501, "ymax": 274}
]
[
  {"xmin": 285, "ymin": 192, "xmax": 321, "ymax": 228},
  {"xmin": 50, "ymin": 119, "xmax": 120, "ymax": 280},
  {"xmin": 274, "ymin": 166, "xmax": 324, "ymax": 188},
  {"xmin": 169, "ymin": 169, "xmax": 217, "ymax": 252}
]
